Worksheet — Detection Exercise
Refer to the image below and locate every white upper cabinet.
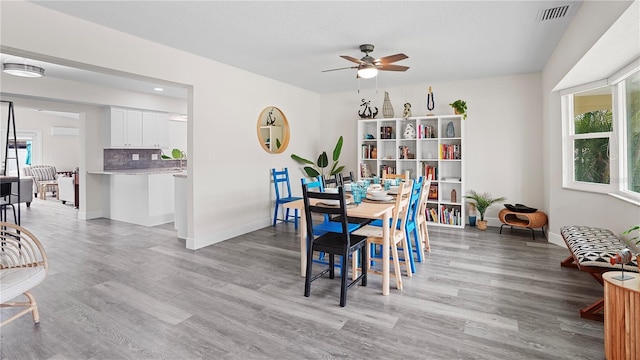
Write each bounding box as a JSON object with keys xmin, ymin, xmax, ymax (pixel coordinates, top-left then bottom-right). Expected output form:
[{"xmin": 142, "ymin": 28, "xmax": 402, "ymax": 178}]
[
  {"xmin": 105, "ymin": 107, "xmax": 142, "ymax": 148},
  {"xmin": 142, "ymin": 111, "xmax": 169, "ymax": 148},
  {"xmin": 105, "ymin": 107, "xmax": 169, "ymax": 148}
]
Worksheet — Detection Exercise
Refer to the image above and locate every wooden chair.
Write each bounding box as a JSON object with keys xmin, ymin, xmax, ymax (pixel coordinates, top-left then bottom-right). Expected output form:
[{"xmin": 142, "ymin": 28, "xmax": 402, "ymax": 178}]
[
  {"xmin": 417, "ymin": 175, "xmax": 433, "ymax": 253},
  {"xmin": 352, "ymin": 180, "xmax": 413, "ymax": 289},
  {"xmin": 321, "ymin": 174, "xmax": 339, "ymax": 188},
  {"xmin": 271, "ymin": 168, "xmax": 302, "ymax": 229},
  {"xmin": 302, "ymin": 185, "xmax": 368, "ymax": 307},
  {"xmin": 338, "ymin": 172, "xmax": 356, "ymax": 184},
  {"xmin": 382, "ymin": 172, "xmax": 408, "ymax": 182},
  {"xmin": 0, "ymin": 222, "xmax": 48, "ymax": 327}
]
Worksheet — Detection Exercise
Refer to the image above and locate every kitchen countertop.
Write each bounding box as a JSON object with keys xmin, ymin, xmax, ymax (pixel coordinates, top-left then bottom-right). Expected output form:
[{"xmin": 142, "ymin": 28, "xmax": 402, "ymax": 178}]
[{"xmin": 88, "ymin": 168, "xmax": 186, "ymax": 175}]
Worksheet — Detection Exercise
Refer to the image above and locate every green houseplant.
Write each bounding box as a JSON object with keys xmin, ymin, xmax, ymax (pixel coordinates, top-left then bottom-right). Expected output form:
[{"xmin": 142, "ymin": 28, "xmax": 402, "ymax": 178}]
[
  {"xmin": 464, "ymin": 190, "xmax": 506, "ymax": 230},
  {"xmin": 622, "ymin": 224, "xmax": 640, "ymax": 256},
  {"xmin": 291, "ymin": 136, "xmax": 344, "ymax": 178},
  {"xmin": 449, "ymin": 100, "xmax": 468, "ymax": 120}
]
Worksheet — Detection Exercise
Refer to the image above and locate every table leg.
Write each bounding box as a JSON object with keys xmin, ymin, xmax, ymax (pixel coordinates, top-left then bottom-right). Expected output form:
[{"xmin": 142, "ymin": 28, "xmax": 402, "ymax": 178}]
[{"xmin": 382, "ymin": 210, "xmax": 390, "ymax": 296}]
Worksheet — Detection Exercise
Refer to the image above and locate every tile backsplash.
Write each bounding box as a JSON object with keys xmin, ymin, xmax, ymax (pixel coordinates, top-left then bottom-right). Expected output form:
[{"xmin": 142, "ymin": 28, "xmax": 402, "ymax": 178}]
[{"xmin": 104, "ymin": 149, "xmax": 186, "ymax": 170}]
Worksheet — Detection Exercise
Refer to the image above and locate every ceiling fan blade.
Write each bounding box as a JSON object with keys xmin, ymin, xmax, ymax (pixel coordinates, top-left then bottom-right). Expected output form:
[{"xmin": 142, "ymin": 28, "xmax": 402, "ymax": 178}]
[
  {"xmin": 377, "ymin": 53, "xmax": 408, "ymax": 64},
  {"xmin": 340, "ymin": 55, "xmax": 363, "ymax": 64},
  {"xmin": 321, "ymin": 66, "xmax": 358, "ymax": 73},
  {"xmin": 379, "ymin": 64, "xmax": 409, "ymax": 72}
]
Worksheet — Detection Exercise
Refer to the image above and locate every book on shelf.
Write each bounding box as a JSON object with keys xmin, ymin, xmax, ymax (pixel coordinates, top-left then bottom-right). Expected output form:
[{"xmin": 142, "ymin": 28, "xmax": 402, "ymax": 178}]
[
  {"xmin": 439, "ymin": 144, "xmax": 462, "ymax": 160},
  {"xmin": 428, "ymin": 183, "xmax": 438, "ymax": 200},
  {"xmin": 379, "ymin": 164, "xmax": 396, "ymax": 177},
  {"xmin": 428, "ymin": 208, "xmax": 439, "ymax": 223},
  {"xmin": 416, "ymin": 124, "xmax": 435, "ymax": 139},
  {"xmin": 379, "ymin": 126, "xmax": 394, "ymax": 139},
  {"xmin": 361, "ymin": 144, "xmax": 376, "ymax": 159},
  {"xmin": 422, "ymin": 163, "xmax": 438, "ymax": 180},
  {"xmin": 360, "ymin": 163, "xmax": 372, "ymax": 178},
  {"xmin": 440, "ymin": 206, "xmax": 462, "ymax": 225}
]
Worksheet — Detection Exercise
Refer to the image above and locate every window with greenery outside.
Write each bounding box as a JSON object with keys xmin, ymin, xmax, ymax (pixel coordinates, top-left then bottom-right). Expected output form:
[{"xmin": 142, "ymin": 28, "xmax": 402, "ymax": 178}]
[
  {"xmin": 573, "ymin": 109, "xmax": 612, "ymax": 184},
  {"xmin": 625, "ymin": 71, "xmax": 640, "ymax": 194}
]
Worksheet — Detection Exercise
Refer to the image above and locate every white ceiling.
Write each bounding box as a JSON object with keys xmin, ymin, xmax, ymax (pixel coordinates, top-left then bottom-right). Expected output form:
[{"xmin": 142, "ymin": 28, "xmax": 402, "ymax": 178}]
[{"xmin": 12, "ymin": 1, "xmax": 583, "ymax": 96}]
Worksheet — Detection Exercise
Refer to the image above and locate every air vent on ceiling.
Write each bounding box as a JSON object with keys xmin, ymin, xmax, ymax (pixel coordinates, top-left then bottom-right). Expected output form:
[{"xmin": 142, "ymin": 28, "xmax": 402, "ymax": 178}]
[{"xmin": 537, "ymin": 4, "xmax": 572, "ymax": 21}]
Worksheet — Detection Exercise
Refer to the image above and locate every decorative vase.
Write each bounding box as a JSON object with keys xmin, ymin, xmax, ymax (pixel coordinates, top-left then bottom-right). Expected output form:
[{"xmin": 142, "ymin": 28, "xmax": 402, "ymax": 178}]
[
  {"xmin": 450, "ymin": 189, "xmax": 457, "ymax": 203},
  {"xmin": 477, "ymin": 220, "xmax": 488, "ymax": 230},
  {"xmin": 468, "ymin": 216, "xmax": 477, "ymax": 227},
  {"xmin": 382, "ymin": 91, "xmax": 394, "ymax": 118},
  {"xmin": 446, "ymin": 121, "xmax": 455, "ymax": 138}
]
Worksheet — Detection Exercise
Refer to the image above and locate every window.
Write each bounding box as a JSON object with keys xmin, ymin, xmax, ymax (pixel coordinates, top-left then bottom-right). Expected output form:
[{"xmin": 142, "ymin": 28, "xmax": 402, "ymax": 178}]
[{"xmin": 562, "ymin": 60, "xmax": 640, "ymax": 204}]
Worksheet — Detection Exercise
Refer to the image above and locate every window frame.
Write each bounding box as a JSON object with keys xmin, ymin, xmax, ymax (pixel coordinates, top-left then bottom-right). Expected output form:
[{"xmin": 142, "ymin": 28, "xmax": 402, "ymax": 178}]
[{"xmin": 561, "ymin": 58, "xmax": 640, "ymax": 205}]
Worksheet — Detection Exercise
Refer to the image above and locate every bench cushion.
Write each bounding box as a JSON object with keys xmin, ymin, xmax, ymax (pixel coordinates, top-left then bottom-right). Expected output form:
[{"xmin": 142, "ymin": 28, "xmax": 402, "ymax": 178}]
[
  {"xmin": 0, "ymin": 267, "xmax": 47, "ymax": 303},
  {"xmin": 561, "ymin": 225, "xmax": 639, "ymax": 272}
]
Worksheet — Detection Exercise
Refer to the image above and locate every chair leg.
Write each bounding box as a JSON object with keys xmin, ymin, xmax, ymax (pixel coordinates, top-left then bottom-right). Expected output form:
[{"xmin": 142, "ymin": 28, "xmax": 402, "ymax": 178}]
[
  {"xmin": 401, "ymin": 234, "xmax": 413, "ymax": 278},
  {"xmin": 422, "ymin": 223, "xmax": 431, "ymax": 253},
  {"xmin": 304, "ymin": 247, "xmax": 314, "ymax": 297},
  {"xmin": 339, "ymin": 254, "xmax": 348, "ymax": 307},
  {"xmin": 352, "ymin": 252, "xmax": 358, "ymax": 280},
  {"xmin": 413, "ymin": 227, "xmax": 424, "ymax": 263},
  {"xmin": 404, "ymin": 228, "xmax": 416, "ymax": 273},
  {"xmin": 360, "ymin": 246, "xmax": 367, "ymax": 287},
  {"xmin": 294, "ymin": 209, "xmax": 299, "ymax": 230},
  {"xmin": 329, "ymin": 254, "xmax": 335, "ymax": 279},
  {"xmin": 272, "ymin": 202, "xmax": 279, "ymax": 227},
  {"xmin": 390, "ymin": 241, "xmax": 403, "ymax": 289}
]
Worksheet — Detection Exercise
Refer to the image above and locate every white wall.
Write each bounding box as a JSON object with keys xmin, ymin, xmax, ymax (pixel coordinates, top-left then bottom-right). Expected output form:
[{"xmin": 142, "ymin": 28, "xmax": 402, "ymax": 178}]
[
  {"xmin": 1, "ymin": 1, "xmax": 322, "ymax": 249},
  {"xmin": 542, "ymin": 1, "xmax": 640, "ymax": 246},
  {"xmin": 320, "ymin": 73, "xmax": 543, "ymax": 225}
]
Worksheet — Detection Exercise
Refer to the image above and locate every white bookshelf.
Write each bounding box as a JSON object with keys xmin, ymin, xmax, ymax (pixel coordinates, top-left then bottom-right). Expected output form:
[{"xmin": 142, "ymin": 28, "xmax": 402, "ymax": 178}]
[{"xmin": 357, "ymin": 115, "xmax": 465, "ymax": 228}]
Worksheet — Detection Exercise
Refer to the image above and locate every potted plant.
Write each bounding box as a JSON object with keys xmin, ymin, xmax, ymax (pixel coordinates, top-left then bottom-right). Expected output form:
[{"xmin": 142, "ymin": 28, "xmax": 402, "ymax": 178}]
[
  {"xmin": 449, "ymin": 100, "xmax": 468, "ymax": 120},
  {"xmin": 291, "ymin": 136, "xmax": 344, "ymax": 178},
  {"xmin": 622, "ymin": 224, "xmax": 640, "ymax": 264},
  {"xmin": 464, "ymin": 190, "xmax": 506, "ymax": 230}
]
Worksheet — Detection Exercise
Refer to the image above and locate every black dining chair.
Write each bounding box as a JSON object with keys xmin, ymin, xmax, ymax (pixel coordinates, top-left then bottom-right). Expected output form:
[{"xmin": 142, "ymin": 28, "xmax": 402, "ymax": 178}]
[
  {"xmin": 302, "ymin": 184, "xmax": 367, "ymax": 307},
  {"xmin": 338, "ymin": 171, "xmax": 356, "ymax": 185},
  {"xmin": 321, "ymin": 174, "xmax": 339, "ymax": 188}
]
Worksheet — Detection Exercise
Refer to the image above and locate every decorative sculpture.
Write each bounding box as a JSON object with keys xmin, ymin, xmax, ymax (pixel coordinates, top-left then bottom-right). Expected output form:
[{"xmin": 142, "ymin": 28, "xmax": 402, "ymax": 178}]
[
  {"xmin": 358, "ymin": 99, "xmax": 379, "ymax": 119},
  {"xmin": 403, "ymin": 123, "xmax": 416, "ymax": 139},
  {"xmin": 382, "ymin": 91, "xmax": 394, "ymax": 118},
  {"xmin": 402, "ymin": 103, "xmax": 412, "ymax": 119},
  {"xmin": 426, "ymin": 86, "xmax": 435, "ymax": 115}
]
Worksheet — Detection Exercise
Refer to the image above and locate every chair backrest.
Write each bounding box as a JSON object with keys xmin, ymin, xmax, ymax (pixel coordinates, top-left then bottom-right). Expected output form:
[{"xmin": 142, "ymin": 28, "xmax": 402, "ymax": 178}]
[
  {"xmin": 321, "ymin": 174, "xmax": 339, "ymax": 188},
  {"xmin": 338, "ymin": 171, "xmax": 356, "ymax": 185},
  {"xmin": 272, "ymin": 168, "xmax": 293, "ymax": 199},
  {"xmin": 406, "ymin": 176, "xmax": 424, "ymax": 226},
  {"xmin": 383, "ymin": 172, "xmax": 408, "ymax": 181},
  {"xmin": 302, "ymin": 184, "xmax": 352, "ymax": 245},
  {"xmin": 301, "ymin": 177, "xmax": 327, "ymax": 220},
  {"xmin": 418, "ymin": 175, "xmax": 432, "ymax": 220},
  {"xmin": 23, "ymin": 165, "xmax": 57, "ymax": 182},
  {"xmin": 393, "ymin": 179, "xmax": 414, "ymax": 238}
]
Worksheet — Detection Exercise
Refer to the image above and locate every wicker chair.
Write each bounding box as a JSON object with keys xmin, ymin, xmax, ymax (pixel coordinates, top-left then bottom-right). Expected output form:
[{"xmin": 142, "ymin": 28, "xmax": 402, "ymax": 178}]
[{"xmin": 0, "ymin": 222, "xmax": 48, "ymax": 327}]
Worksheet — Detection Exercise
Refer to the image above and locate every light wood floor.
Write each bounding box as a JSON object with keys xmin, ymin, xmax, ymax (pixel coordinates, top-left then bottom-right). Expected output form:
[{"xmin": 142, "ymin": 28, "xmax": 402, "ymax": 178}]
[{"xmin": 1, "ymin": 198, "xmax": 605, "ymax": 359}]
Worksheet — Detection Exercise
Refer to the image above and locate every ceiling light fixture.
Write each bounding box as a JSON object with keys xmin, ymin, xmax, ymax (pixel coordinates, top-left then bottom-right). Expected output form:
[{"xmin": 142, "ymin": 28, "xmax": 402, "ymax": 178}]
[
  {"xmin": 2, "ymin": 62, "xmax": 45, "ymax": 78},
  {"xmin": 357, "ymin": 65, "xmax": 378, "ymax": 79}
]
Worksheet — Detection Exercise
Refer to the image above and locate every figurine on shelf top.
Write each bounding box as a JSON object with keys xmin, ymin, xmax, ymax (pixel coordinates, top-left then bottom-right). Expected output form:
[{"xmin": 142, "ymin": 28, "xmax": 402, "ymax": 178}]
[
  {"xmin": 358, "ymin": 99, "xmax": 378, "ymax": 119},
  {"xmin": 402, "ymin": 102, "xmax": 412, "ymax": 119}
]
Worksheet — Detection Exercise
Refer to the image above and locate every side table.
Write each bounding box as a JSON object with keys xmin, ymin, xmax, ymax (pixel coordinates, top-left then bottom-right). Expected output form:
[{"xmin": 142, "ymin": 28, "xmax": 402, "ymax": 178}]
[
  {"xmin": 39, "ymin": 180, "xmax": 59, "ymax": 200},
  {"xmin": 498, "ymin": 209, "xmax": 547, "ymax": 240},
  {"xmin": 604, "ymin": 271, "xmax": 639, "ymax": 360}
]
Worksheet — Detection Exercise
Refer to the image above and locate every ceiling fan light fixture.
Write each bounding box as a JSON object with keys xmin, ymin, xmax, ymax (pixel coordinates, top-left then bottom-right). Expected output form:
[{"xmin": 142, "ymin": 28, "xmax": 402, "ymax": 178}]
[
  {"xmin": 357, "ymin": 65, "xmax": 378, "ymax": 79},
  {"xmin": 2, "ymin": 62, "xmax": 45, "ymax": 78}
]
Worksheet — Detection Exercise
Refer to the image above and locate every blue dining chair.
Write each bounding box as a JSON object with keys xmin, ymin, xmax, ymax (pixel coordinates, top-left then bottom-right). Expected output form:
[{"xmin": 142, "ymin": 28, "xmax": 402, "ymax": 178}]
[
  {"xmin": 271, "ymin": 168, "xmax": 301, "ymax": 229},
  {"xmin": 300, "ymin": 177, "xmax": 362, "ymax": 235}
]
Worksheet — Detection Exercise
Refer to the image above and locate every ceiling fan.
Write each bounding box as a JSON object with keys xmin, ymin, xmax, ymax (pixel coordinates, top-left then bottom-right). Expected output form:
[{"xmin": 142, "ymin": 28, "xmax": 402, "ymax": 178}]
[{"xmin": 322, "ymin": 44, "xmax": 409, "ymax": 79}]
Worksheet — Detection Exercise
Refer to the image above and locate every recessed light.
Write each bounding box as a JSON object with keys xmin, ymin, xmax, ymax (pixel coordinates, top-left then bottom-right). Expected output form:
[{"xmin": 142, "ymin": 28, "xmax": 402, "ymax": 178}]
[{"xmin": 154, "ymin": 87, "xmax": 164, "ymax": 92}]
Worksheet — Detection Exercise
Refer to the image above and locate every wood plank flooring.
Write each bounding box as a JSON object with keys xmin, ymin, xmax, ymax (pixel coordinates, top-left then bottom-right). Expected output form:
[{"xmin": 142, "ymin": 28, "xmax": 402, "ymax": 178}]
[{"xmin": 1, "ymin": 198, "xmax": 606, "ymax": 359}]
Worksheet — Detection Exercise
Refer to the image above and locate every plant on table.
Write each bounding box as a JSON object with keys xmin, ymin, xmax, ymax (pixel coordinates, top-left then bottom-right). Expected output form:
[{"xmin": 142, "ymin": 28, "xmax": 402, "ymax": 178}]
[
  {"xmin": 291, "ymin": 136, "xmax": 344, "ymax": 178},
  {"xmin": 622, "ymin": 224, "xmax": 640, "ymax": 254},
  {"xmin": 464, "ymin": 190, "xmax": 506, "ymax": 230}
]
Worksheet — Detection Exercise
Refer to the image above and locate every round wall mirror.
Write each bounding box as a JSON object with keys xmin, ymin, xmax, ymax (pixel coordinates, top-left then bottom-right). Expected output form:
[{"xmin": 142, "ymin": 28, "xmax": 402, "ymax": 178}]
[{"xmin": 257, "ymin": 106, "xmax": 290, "ymax": 153}]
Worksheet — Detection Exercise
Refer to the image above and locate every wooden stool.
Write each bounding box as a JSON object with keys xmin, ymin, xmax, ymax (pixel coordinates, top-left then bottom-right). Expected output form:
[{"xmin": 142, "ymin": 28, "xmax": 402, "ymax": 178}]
[
  {"xmin": 39, "ymin": 181, "xmax": 58, "ymax": 200},
  {"xmin": 498, "ymin": 209, "xmax": 547, "ymax": 240}
]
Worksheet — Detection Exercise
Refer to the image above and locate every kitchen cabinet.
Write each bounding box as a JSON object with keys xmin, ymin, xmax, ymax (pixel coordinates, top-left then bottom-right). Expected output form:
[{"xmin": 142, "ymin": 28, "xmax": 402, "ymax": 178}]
[
  {"xmin": 142, "ymin": 111, "xmax": 169, "ymax": 148},
  {"xmin": 105, "ymin": 107, "xmax": 143, "ymax": 147}
]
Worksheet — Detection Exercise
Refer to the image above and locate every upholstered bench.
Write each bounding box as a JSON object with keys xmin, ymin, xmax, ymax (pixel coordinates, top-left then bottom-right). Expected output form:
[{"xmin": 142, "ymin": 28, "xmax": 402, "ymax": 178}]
[{"xmin": 560, "ymin": 225, "xmax": 639, "ymax": 321}]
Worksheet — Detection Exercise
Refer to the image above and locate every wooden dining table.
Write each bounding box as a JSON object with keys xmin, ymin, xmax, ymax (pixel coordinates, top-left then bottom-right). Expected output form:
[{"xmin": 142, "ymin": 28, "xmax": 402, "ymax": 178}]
[{"xmin": 283, "ymin": 198, "xmax": 395, "ymax": 296}]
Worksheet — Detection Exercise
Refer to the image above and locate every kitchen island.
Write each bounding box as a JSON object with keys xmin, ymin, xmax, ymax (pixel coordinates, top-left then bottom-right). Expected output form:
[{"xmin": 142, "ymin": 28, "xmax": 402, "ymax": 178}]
[{"xmin": 89, "ymin": 168, "xmax": 185, "ymax": 227}]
